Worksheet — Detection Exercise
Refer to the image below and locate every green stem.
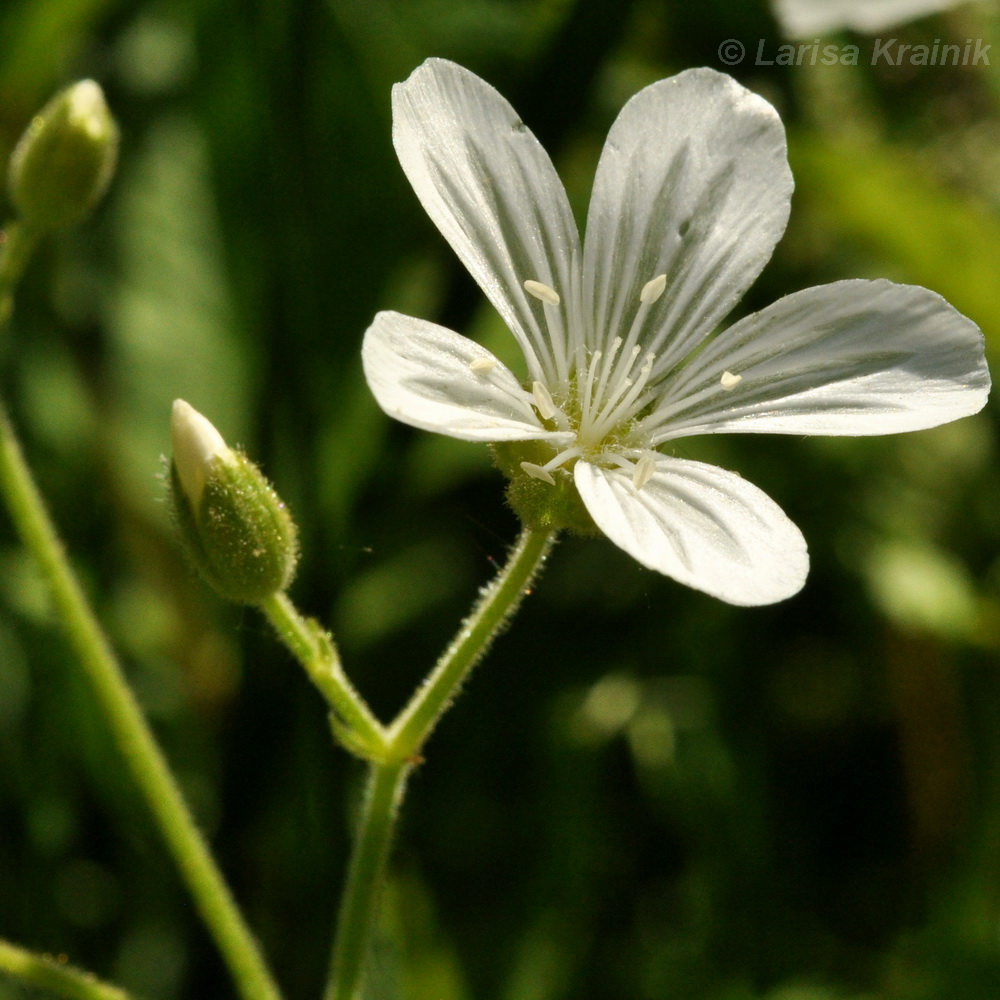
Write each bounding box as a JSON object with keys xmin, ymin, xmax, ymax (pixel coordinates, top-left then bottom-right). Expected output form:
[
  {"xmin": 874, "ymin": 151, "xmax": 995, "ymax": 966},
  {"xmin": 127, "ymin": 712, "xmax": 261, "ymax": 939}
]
[
  {"xmin": 258, "ymin": 592, "xmax": 388, "ymax": 758},
  {"xmin": 0, "ymin": 407, "xmax": 283, "ymax": 1000},
  {"xmin": 0, "ymin": 939, "xmax": 137, "ymax": 1000},
  {"xmin": 325, "ymin": 761, "xmax": 410, "ymax": 1000},
  {"xmin": 387, "ymin": 527, "xmax": 556, "ymax": 760},
  {"xmin": 0, "ymin": 221, "xmax": 41, "ymax": 326},
  {"xmin": 323, "ymin": 528, "xmax": 556, "ymax": 1000}
]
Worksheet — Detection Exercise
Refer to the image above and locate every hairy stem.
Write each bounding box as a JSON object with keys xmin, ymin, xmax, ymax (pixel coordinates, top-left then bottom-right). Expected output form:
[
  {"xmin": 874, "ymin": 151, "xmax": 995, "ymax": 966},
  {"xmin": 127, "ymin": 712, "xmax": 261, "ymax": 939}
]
[
  {"xmin": 0, "ymin": 407, "xmax": 283, "ymax": 1000},
  {"xmin": 0, "ymin": 939, "xmax": 138, "ymax": 1000},
  {"xmin": 323, "ymin": 528, "xmax": 556, "ymax": 1000},
  {"xmin": 325, "ymin": 761, "xmax": 410, "ymax": 1000},
  {"xmin": 258, "ymin": 591, "xmax": 387, "ymax": 758},
  {"xmin": 388, "ymin": 527, "xmax": 556, "ymax": 759}
]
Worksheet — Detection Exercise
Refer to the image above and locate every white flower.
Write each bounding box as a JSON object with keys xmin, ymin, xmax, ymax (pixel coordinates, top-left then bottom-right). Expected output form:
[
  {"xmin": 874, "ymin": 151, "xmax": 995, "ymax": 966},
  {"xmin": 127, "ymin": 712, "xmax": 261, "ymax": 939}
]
[
  {"xmin": 362, "ymin": 59, "xmax": 990, "ymax": 606},
  {"xmin": 773, "ymin": 0, "xmax": 976, "ymax": 36}
]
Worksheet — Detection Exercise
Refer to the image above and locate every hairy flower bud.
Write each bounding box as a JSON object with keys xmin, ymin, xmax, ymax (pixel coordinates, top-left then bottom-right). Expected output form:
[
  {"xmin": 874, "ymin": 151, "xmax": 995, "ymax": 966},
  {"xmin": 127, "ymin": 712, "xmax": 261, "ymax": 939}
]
[
  {"xmin": 169, "ymin": 400, "xmax": 298, "ymax": 603},
  {"xmin": 7, "ymin": 80, "xmax": 119, "ymax": 230}
]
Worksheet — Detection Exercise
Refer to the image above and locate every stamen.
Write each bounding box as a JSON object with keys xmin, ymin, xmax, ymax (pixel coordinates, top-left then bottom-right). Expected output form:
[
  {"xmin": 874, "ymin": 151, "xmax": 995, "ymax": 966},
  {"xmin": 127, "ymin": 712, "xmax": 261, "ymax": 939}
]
[
  {"xmin": 469, "ymin": 357, "xmax": 498, "ymax": 375},
  {"xmin": 592, "ymin": 337, "xmax": 623, "ymax": 414},
  {"xmin": 543, "ymin": 447, "xmax": 581, "ymax": 473},
  {"xmin": 590, "ymin": 352, "xmax": 656, "ymax": 441},
  {"xmin": 532, "ymin": 381, "xmax": 557, "ymax": 421},
  {"xmin": 720, "ymin": 370, "xmax": 742, "ymax": 391},
  {"xmin": 599, "ymin": 452, "xmax": 637, "ymax": 472},
  {"xmin": 524, "ymin": 279, "xmax": 561, "ymax": 305},
  {"xmin": 619, "ymin": 275, "xmax": 667, "ymax": 361},
  {"xmin": 581, "ymin": 349, "xmax": 603, "ymax": 417},
  {"xmin": 639, "ymin": 274, "xmax": 667, "ymax": 305},
  {"xmin": 632, "ymin": 454, "xmax": 657, "ymax": 490},
  {"xmin": 520, "ymin": 461, "xmax": 555, "ymax": 486},
  {"xmin": 598, "ymin": 346, "xmax": 642, "ymax": 414}
]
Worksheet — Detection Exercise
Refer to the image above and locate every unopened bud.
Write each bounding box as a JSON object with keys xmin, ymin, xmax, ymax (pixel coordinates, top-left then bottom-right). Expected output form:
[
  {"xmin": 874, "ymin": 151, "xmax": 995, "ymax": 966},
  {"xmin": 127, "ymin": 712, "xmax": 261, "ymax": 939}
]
[
  {"xmin": 169, "ymin": 400, "xmax": 298, "ymax": 603},
  {"xmin": 7, "ymin": 80, "xmax": 119, "ymax": 230}
]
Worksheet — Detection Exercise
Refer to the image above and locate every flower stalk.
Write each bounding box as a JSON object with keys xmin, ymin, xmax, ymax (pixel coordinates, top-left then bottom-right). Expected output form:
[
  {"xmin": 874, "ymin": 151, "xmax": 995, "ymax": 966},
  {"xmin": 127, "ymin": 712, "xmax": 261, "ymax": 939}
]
[
  {"xmin": 0, "ymin": 221, "xmax": 41, "ymax": 326},
  {"xmin": 258, "ymin": 591, "xmax": 387, "ymax": 759},
  {"xmin": 0, "ymin": 406, "xmax": 283, "ymax": 1000},
  {"xmin": 387, "ymin": 526, "xmax": 556, "ymax": 760},
  {"xmin": 0, "ymin": 938, "xmax": 139, "ymax": 1000},
  {"xmin": 318, "ymin": 527, "xmax": 555, "ymax": 1000},
  {"xmin": 1, "ymin": 86, "xmax": 280, "ymax": 1000},
  {"xmin": 325, "ymin": 761, "xmax": 410, "ymax": 1000}
]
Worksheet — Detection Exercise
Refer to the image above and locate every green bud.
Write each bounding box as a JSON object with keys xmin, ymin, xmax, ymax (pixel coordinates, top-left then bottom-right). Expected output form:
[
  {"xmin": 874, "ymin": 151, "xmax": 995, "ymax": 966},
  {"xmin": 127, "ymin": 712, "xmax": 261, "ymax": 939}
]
[
  {"xmin": 491, "ymin": 441, "xmax": 600, "ymax": 537},
  {"xmin": 169, "ymin": 399, "xmax": 298, "ymax": 604},
  {"xmin": 7, "ymin": 80, "xmax": 119, "ymax": 230}
]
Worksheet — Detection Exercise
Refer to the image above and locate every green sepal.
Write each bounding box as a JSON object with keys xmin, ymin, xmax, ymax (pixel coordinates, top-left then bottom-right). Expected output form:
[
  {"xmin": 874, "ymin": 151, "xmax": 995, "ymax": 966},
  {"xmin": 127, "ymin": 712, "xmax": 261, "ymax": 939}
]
[
  {"xmin": 491, "ymin": 441, "xmax": 600, "ymax": 537},
  {"xmin": 169, "ymin": 452, "xmax": 298, "ymax": 604}
]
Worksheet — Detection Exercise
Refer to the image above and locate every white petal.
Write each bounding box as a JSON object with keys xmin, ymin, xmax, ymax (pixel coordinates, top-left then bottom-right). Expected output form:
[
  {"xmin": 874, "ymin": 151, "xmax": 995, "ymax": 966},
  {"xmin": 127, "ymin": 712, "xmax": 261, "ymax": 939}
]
[
  {"xmin": 646, "ymin": 280, "xmax": 990, "ymax": 442},
  {"xmin": 582, "ymin": 68, "xmax": 792, "ymax": 377},
  {"xmin": 170, "ymin": 399, "xmax": 235, "ymax": 508},
  {"xmin": 773, "ymin": 0, "xmax": 970, "ymax": 36},
  {"xmin": 575, "ymin": 457, "xmax": 808, "ymax": 606},
  {"xmin": 362, "ymin": 311, "xmax": 573, "ymax": 444},
  {"xmin": 392, "ymin": 59, "xmax": 581, "ymax": 385}
]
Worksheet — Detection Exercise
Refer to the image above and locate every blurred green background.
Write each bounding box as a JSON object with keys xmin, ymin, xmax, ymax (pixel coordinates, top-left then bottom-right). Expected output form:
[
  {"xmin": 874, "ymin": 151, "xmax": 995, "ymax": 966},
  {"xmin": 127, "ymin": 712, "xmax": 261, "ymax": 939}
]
[{"xmin": 1, "ymin": 1, "xmax": 1000, "ymax": 998}]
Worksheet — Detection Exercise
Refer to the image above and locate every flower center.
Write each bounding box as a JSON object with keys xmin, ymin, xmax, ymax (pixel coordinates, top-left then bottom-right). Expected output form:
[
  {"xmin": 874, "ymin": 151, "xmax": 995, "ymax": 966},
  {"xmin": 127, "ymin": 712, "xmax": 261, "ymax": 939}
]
[{"xmin": 517, "ymin": 275, "xmax": 669, "ymax": 489}]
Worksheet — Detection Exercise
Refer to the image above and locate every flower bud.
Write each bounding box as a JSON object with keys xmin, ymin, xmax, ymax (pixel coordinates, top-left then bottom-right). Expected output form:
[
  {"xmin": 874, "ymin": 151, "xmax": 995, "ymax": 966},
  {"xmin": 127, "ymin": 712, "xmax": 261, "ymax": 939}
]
[
  {"xmin": 7, "ymin": 80, "xmax": 119, "ymax": 230},
  {"xmin": 169, "ymin": 400, "xmax": 298, "ymax": 603}
]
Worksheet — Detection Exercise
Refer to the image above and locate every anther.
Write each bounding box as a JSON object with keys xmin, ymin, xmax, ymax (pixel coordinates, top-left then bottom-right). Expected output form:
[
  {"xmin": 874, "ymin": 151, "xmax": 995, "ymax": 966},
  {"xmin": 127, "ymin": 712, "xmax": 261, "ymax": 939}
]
[
  {"xmin": 720, "ymin": 370, "xmax": 742, "ymax": 390},
  {"xmin": 532, "ymin": 381, "xmax": 557, "ymax": 421},
  {"xmin": 639, "ymin": 274, "xmax": 667, "ymax": 305},
  {"xmin": 632, "ymin": 455, "xmax": 657, "ymax": 490},
  {"xmin": 520, "ymin": 461, "xmax": 555, "ymax": 485},
  {"xmin": 524, "ymin": 279, "xmax": 561, "ymax": 305},
  {"xmin": 469, "ymin": 357, "xmax": 498, "ymax": 375}
]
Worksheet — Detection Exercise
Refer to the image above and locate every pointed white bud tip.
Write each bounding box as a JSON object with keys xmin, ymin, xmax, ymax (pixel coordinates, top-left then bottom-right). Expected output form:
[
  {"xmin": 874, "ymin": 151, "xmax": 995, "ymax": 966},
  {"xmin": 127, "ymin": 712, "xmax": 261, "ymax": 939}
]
[
  {"xmin": 67, "ymin": 80, "xmax": 109, "ymax": 138},
  {"xmin": 720, "ymin": 370, "xmax": 742, "ymax": 391},
  {"xmin": 171, "ymin": 399, "xmax": 234, "ymax": 508},
  {"xmin": 531, "ymin": 381, "xmax": 557, "ymax": 421},
  {"xmin": 639, "ymin": 274, "xmax": 667, "ymax": 305},
  {"xmin": 524, "ymin": 279, "xmax": 560, "ymax": 305},
  {"xmin": 632, "ymin": 454, "xmax": 657, "ymax": 490},
  {"xmin": 469, "ymin": 357, "xmax": 498, "ymax": 375},
  {"xmin": 520, "ymin": 461, "xmax": 556, "ymax": 486}
]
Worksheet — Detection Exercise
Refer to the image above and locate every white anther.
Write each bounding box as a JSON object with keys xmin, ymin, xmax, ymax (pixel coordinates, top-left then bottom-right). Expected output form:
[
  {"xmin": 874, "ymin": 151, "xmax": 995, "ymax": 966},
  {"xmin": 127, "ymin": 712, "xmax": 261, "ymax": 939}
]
[
  {"xmin": 639, "ymin": 274, "xmax": 667, "ymax": 305},
  {"xmin": 720, "ymin": 370, "xmax": 742, "ymax": 390},
  {"xmin": 520, "ymin": 461, "xmax": 555, "ymax": 486},
  {"xmin": 524, "ymin": 279, "xmax": 561, "ymax": 305},
  {"xmin": 469, "ymin": 357, "xmax": 498, "ymax": 375},
  {"xmin": 632, "ymin": 455, "xmax": 657, "ymax": 490},
  {"xmin": 532, "ymin": 381, "xmax": 557, "ymax": 421}
]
